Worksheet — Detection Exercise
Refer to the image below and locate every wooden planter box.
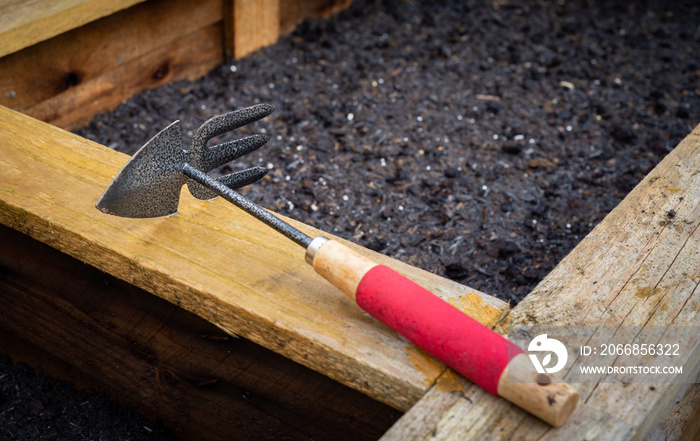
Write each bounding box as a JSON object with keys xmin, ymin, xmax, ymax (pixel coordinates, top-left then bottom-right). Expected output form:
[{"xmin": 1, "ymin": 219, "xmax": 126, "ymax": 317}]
[
  {"xmin": 0, "ymin": 0, "xmax": 351, "ymax": 130},
  {"xmin": 0, "ymin": 2, "xmax": 698, "ymax": 440}
]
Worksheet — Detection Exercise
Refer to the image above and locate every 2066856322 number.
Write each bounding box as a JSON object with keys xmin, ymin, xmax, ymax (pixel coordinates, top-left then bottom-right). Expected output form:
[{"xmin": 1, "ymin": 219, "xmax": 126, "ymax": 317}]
[{"xmin": 599, "ymin": 343, "xmax": 680, "ymax": 356}]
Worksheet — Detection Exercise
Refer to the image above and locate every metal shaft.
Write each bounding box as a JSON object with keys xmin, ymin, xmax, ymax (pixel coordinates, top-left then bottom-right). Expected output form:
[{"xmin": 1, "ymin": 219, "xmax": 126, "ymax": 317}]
[{"xmin": 182, "ymin": 163, "xmax": 313, "ymax": 248}]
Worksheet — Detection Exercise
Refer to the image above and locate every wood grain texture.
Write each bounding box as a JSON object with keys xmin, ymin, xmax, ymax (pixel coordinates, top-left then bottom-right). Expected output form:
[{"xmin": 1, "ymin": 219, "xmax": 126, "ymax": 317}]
[
  {"xmin": 26, "ymin": 23, "xmax": 223, "ymax": 129},
  {"xmin": 0, "ymin": 0, "xmax": 146, "ymax": 58},
  {"xmin": 0, "ymin": 224, "xmax": 399, "ymax": 441},
  {"xmin": 0, "ymin": 105, "xmax": 508, "ymax": 412},
  {"xmin": 382, "ymin": 372, "xmax": 635, "ymax": 441},
  {"xmin": 496, "ymin": 354, "xmax": 579, "ymax": 427},
  {"xmin": 647, "ymin": 364, "xmax": 700, "ymax": 441},
  {"xmin": 225, "ymin": 0, "xmax": 353, "ymax": 59},
  {"xmin": 0, "ymin": 0, "xmax": 223, "ymax": 130},
  {"xmin": 228, "ymin": 0, "xmax": 281, "ymax": 59},
  {"xmin": 312, "ymin": 238, "xmax": 378, "ymax": 300},
  {"xmin": 0, "ymin": 0, "xmax": 354, "ymax": 129},
  {"xmin": 509, "ymin": 125, "xmax": 700, "ymax": 439},
  {"xmin": 382, "ymin": 125, "xmax": 700, "ymax": 440}
]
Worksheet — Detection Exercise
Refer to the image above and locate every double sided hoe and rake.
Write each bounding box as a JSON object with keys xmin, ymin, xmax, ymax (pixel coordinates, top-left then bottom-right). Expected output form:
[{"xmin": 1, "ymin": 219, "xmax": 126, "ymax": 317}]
[{"xmin": 97, "ymin": 104, "xmax": 578, "ymax": 426}]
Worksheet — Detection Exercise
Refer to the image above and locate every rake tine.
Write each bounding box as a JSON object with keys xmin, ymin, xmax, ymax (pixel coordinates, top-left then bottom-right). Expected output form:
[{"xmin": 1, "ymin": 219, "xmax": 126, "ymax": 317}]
[
  {"xmin": 216, "ymin": 166, "xmax": 269, "ymax": 190},
  {"xmin": 201, "ymin": 134, "xmax": 269, "ymax": 171},
  {"xmin": 188, "ymin": 104, "xmax": 274, "ymax": 200},
  {"xmin": 191, "ymin": 104, "xmax": 274, "ymax": 146}
]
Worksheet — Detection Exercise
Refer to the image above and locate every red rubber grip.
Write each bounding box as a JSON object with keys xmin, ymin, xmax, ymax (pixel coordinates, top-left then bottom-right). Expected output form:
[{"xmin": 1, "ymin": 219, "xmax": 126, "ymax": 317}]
[{"xmin": 355, "ymin": 265, "xmax": 523, "ymax": 395}]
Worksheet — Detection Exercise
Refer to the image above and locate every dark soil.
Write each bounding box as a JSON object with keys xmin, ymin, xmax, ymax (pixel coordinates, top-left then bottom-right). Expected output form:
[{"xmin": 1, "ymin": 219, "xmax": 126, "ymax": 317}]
[
  {"xmin": 0, "ymin": 357, "xmax": 175, "ymax": 440},
  {"xmin": 4, "ymin": 0, "xmax": 699, "ymax": 439},
  {"xmin": 79, "ymin": 0, "xmax": 698, "ymax": 303}
]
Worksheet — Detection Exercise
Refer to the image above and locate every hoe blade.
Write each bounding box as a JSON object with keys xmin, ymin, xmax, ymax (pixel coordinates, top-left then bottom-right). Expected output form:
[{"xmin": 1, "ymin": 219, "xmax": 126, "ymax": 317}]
[{"xmin": 96, "ymin": 120, "xmax": 188, "ymax": 218}]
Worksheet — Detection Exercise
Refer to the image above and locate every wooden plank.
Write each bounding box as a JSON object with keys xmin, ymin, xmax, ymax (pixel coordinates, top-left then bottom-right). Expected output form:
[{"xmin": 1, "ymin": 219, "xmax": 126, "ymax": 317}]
[
  {"xmin": 227, "ymin": 0, "xmax": 281, "ymax": 59},
  {"xmin": 647, "ymin": 365, "xmax": 700, "ymax": 441},
  {"xmin": 0, "ymin": 0, "xmax": 354, "ymax": 129},
  {"xmin": 381, "ymin": 125, "xmax": 700, "ymax": 440},
  {"xmin": 381, "ymin": 373, "xmax": 635, "ymax": 441},
  {"xmin": 26, "ymin": 22, "xmax": 223, "ymax": 129},
  {"xmin": 0, "ymin": 0, "xmax": 147, "ymax": 58},
  {"xmin": 508, "ymin": 125, "xmax": 700, "ymax": 438},
  {"xmin": 0, "ymin": 224, "xmax": 399, "ymax": 441},
  {"xmin": 0, "ymin": 0, "xmax": 223, "ymax": 130},
  {"xmin": 224, "ymin": 0, "xmax": 353, "ymax": 60},
  {"xmin": 0, "ymin": 105, "xmax": 508, "ymax": 412}
]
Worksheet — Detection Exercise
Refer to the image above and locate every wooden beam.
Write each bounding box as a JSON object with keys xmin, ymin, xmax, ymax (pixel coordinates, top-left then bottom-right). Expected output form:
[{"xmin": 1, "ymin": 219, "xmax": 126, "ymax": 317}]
[
  {"xmin": 380, "ymin": 125, "xmax": 700, "ymax": 439},
  {"xmin": 0, "ymin": 0, "xmax": 147, "ymax": 58},
  {"xmin": 647, "ymin": 365, "xmax": 700, "ymax": 441},
  {"xmin": 0, "ymin": 104, "xmax": 508, "ymax": 413},
  {"xmin": 226, "ymin": 0, "xmax": 281, "ymax": 60},
  {"xmin": 224, "ymin": 0, "xmax": 354, "ymax": 60},
  {"xmin": 0, "ymin": 0, "xmax": 223, "ymax": 130},
  {"xmin": 0, "ymin": 224, "xmax": 399, "ymax": 441},
  {"xmin": 0, "ymin": 0, "xmax": 354, "ymax": 129}
]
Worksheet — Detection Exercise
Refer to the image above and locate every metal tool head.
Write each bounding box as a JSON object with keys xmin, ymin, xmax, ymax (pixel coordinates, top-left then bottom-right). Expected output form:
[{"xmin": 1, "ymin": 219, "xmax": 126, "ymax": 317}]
[
  {"xmin": 96, "ymin": 104, "xmax": 274, "ymax": 218},
  {"xmin": 188, "ymin": 103, "xmax": 274, "ymax": 200}
]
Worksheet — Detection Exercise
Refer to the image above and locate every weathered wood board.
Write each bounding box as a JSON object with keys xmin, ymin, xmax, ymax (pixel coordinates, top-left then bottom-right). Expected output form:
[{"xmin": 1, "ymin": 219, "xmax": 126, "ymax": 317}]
[
  {"xmin": 0, "ymin": 223, "xmax": 399, "ymax": 441},
  {"xmin": 0, "ymin": 104, "xmax": 507, "ymax": 413},
  {"xmin": 381, "ymin": 125, "xmax": 700, "ymax": 440},
  {"xmin": 0, "ymin": 0, "xmax": 353, "ymax": 130},
  {"xmin": 0, "ymin": 0, "xmax": 223, "ymax": 130},
  {"xmin": 226, "ymin": 0, "xmax": 281, "ymax": 59},
  {"xmin": 646, "ymin": 366, "xmax": 700, "ymax": 441},
  {"xmin": 0, "ymin": 0, "xmax": 146, "ymax": 58}
]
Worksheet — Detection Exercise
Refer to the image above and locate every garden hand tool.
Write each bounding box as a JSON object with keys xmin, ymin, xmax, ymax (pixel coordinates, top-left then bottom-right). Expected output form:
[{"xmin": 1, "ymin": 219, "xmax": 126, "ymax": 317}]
[{"xmin": 96, "ymin": 104, "xmax": 578, "ymax": 426}]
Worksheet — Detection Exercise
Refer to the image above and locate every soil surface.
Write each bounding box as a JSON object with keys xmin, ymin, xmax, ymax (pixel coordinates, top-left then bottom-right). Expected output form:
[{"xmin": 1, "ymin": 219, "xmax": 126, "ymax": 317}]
[
  {"xmin": 79, "ymin": 0, "xmax": 698, "ymax": 303},
  {"xmin": 3, "ymin": 0, "xmax": 699, "ymax": 439},
  {"xmin": 0, "ymin": 356, "xmax": 175, "ymax": 440}
]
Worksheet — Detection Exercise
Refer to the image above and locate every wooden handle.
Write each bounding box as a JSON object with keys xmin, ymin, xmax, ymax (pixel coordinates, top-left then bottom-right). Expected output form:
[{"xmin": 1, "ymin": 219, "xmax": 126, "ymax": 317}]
[
  {"xmin": 497, "ymin": 353, "xmax": 579, "ymax": 427},
  {"xmin": 306, "ymin": 237, "xmax": 578, "ymax": 426},
  {"xmin": 306, "ymin": 236, "xmax": 376, "ymax": 300}
]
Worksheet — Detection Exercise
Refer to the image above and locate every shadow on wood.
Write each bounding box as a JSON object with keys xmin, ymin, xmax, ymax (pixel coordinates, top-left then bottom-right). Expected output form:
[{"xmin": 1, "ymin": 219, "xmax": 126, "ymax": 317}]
[{"xmin": 0, "ymin": 224, "xmax": 400, "ymax": 441}]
